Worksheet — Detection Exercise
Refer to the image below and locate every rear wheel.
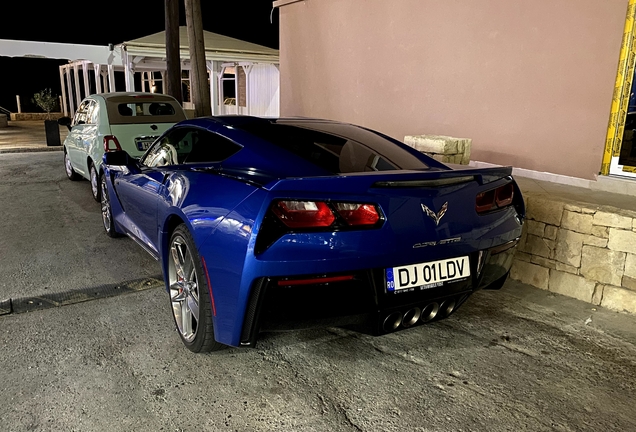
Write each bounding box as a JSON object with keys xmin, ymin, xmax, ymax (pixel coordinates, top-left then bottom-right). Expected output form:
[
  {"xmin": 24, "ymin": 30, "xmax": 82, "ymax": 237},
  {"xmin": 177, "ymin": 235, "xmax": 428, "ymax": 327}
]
[
  {"xmin": 64, "ymin": 150, "xmax": 80, "ymax": 181},
  {"xmin": 168, "ymin": 224, "xmax": 224, "ymax": 353},
  {"xmin": 89, "ymin": 162, "xmax": 101, "ymax": 202},
  {"xmin": 100, "ymin": 173, "xmax": 122, "ymax": 238}
]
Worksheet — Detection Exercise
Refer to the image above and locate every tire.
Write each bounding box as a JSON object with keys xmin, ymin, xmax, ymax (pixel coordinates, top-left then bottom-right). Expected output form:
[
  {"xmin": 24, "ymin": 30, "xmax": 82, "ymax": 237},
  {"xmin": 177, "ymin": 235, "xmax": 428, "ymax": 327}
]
[
  {"xmin": 89, "ymin": 162, "xmax": 101, "ymax": 202},
  {"xmin": 168, "ymin": 224, "xmax": 224, "ymax": 353},
  {"xmin": 64, "ymin": 150, "xmax": 81, "ymax": 181},
  {"xmin": 100, "ymin": 172, "xmax": 122, "ymax": 238}
]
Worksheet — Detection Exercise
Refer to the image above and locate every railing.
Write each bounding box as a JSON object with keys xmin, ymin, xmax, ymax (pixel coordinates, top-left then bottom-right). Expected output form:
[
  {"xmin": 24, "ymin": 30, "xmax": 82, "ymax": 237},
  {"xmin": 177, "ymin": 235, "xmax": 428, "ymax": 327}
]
[{"xmin": 0, "ymin": 106, "xmax": 11, "ymax": 117}]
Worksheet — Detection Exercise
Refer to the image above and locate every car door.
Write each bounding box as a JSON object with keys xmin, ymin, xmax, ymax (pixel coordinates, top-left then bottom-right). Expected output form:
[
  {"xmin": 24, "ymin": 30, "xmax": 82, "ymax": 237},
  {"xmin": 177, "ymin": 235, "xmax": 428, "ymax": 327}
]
[
  {"xmin": 115, "ymin": 128, "xmax": 194, "ymax": 255},
  {"xmin": 67, "ymin": 100, "xmax": 91, "ymax": 174}
]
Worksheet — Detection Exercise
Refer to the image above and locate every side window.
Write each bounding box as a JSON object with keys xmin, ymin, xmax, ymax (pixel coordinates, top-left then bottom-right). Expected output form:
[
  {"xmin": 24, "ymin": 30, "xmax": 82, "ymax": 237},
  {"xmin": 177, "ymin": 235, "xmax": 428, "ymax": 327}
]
[
  {"xmin": 86, "ymin": 101, "xmax": 99, "ymax": 125},
  {"xmin": 72, "ymin": 100, "xmax": 91, "ymax": 126},
  {"xmin": 142, "ymin": 128, "xmax": 241, "ymax": 168},
  {"xmin": 142, "ymin": 128, "xmax": 191, "ymax": 168}
]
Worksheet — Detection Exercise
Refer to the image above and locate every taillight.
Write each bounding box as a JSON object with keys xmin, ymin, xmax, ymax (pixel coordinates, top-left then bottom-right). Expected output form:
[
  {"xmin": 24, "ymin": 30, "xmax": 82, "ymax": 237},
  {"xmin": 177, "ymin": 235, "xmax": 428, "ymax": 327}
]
[
  {"xmin": 103, "ymin": 135, "xmax": 122, "ymax": 152},
  {"xmin": 333, "ymin": 203, "xmax": 380, "ymax": 226},
  {"xmin": 476, "ymin": 183, "xmax": 514, "ymax": 214},
  {"xmin": 271, "ymin": 200, "xmax": 381, "ymax": 229},
  {"xmin": 272, "ymin": 201, "xmax": 335, "ymax": 228}
]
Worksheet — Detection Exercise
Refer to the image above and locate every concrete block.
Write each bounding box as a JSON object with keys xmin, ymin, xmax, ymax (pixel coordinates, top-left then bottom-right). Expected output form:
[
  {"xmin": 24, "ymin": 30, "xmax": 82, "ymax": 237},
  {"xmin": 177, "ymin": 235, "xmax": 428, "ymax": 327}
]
[
  {"xmin": 549, "ymin": 270, "xmax": 596, "ymax": 303},
  {"xmin": 625, "ymin": 253, "xmax": 636, "ymax": 279},
  {"xmin": 593, "ymin": 212, "xmax": 632, "ymax": 229},
  {"xmin": 526, "ymin": 220, "xmax": 545, "ymax": 237},
  {"xmin": 601, "ymin": 285, "xmax": 636, "ymax": 314},
  {"xmin": 561, "ymin": 211, "xmax": 593, "ymax": 235},
  {"xmin": 526, "ymin": 196, "xmax": 564, "ymax": 226},
  {"xmin": 556, "ymin": 262, "xmax": 579, "ymax": 275},
  {"xmin": 607, "ymin": 228, "xmax": 636, "ymax": 254},
  {"xmin": 591, "ymin": 226, "xmax": 610, "ymax": 239},
  {"xmin": 582, "ymin": 235, "xmax": 608, "ymax": 248},
  {"xmin": 531, "ymin": 256, "xmax": 556, "ymax": 269},
  {"xmin": 510, "ymin": 260, "xmax": 549, "ymax": 290},
  {"xmin": 554, "ymin": 229, "xmax": 585, "ymax": 267},
  {"xmin": 592, "ymin": 284, "xmax": 604, "ymax": 305},
  {"xmin": 580, "ymin": 246, "xmax": 625, "ymax": 286},
  {"xmin": 524, "ymin": 234, "xmax": 551, "ymax": 258},
  {"xmin": 622, "ymin": 276, "xmax": 636, "ymax": 292},
  {"xmin": 544, "ymin": 225, "xmax": 558, "ymax": 240}
]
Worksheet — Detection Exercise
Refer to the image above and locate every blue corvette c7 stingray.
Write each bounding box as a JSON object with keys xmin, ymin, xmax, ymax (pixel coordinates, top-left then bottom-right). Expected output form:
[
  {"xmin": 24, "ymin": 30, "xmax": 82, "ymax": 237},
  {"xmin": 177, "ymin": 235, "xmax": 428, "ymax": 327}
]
[{"xmin": 100, "ymin": 116, "xmax": 525, "ymax": 352}]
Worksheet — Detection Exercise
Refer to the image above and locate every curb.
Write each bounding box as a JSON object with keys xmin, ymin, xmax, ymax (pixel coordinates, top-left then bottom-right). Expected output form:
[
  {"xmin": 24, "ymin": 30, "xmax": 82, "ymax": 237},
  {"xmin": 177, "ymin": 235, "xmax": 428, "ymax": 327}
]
[{"xmin": 0, "ymin": 146, "xmax": 64, "ymax": 154}]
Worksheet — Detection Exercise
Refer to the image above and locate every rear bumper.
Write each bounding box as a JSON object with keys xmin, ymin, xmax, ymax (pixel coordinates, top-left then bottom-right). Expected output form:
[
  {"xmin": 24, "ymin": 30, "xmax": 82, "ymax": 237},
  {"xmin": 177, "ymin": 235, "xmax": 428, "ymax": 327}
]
[{"xmin": 239, "ymin": 239, "xmax": 518, "ymax": 347}]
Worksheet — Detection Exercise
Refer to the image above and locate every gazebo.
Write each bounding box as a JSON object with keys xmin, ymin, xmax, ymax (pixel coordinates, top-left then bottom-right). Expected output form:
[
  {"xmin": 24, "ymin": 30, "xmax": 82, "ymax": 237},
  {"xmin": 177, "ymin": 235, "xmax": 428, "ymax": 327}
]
[{"xmin": 1, "ymin": 28, "xmax": 280, "ymax": 118}]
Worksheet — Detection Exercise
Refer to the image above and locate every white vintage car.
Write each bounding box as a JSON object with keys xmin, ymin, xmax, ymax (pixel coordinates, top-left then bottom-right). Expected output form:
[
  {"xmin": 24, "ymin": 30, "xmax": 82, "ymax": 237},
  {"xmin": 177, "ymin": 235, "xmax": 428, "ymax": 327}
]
[{"xmin": 59, "ymin": 92, "xmax": 186, "ymax": 201}]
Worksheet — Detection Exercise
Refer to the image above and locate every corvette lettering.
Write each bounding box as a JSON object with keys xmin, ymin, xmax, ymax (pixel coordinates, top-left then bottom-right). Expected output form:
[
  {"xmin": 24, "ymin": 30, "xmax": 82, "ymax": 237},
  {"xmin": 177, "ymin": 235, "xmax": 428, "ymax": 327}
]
[{"xmin": 413, "ymin": 237, "xmax": 461, "ymax": 248}]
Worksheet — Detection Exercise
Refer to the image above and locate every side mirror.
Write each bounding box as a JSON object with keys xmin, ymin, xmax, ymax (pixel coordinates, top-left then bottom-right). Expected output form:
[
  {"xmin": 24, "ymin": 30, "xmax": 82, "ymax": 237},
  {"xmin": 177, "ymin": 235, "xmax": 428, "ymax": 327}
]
[
  {"xmin": 103, "ymin": 150, "xmax": 139, "ymax": 173},
  {"xmin": 57, "ymin": 116, "xmax": 72, "ymax": 131}
]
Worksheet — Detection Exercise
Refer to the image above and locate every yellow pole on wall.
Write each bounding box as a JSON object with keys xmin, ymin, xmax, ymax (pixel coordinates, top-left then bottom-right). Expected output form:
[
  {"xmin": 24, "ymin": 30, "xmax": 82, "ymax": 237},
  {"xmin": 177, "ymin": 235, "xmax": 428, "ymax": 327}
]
[{"xmin": 602, "ymin": 0, "xmax": 636, "ymax": 175}]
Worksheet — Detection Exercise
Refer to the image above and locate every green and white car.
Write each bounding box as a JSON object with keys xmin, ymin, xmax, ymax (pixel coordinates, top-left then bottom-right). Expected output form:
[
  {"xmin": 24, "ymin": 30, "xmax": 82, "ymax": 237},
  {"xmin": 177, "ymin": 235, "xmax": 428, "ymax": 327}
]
[{"xmin": 59, "ymin": 92, "xmax": 186, "ymax": 201}]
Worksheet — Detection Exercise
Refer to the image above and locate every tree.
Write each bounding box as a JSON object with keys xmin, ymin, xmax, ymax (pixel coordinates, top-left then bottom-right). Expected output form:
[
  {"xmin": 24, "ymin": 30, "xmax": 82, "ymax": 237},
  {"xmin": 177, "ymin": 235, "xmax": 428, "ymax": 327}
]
[
  {"xmin": 32, "ymin": 89, "xmax": 58, "ymax": 120},
  {"xmin": 185, "ymin": 0, "xmax": 212, "ymax": 117}
]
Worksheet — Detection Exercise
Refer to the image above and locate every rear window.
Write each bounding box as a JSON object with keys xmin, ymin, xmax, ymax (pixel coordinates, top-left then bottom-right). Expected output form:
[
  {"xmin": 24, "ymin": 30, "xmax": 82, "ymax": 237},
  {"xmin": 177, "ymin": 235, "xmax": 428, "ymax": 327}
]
[
  {"xmin": 235, "ymin": 121, "xmax": 429, "ymax": 173},
  {"xmin": 106, "ymin": 97, "xmax": 186, "ymax": 125}
]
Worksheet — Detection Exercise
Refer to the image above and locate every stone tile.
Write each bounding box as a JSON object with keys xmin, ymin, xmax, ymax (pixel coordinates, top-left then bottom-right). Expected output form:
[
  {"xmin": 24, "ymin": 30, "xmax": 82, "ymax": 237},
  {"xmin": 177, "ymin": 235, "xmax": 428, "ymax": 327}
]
[
  {"xmin": 601, "ymin": 285, "xmax": 636, "ymax": 314},
  {"xmin": 582, "ymin": 235, "xmax": 608, "ymax": 248},
  {"xmin": 544, "ymin": 225, "xmax": 558, "ymax": 240},
  {"xmin": 556, "ymin": 262, "xmax": 579, "ymax": 275},
  {"xmin": 564, "ymin": 204, "xmax": 581, "ymax": 212},
  {"xmin": 561, "ymin": 211, "xmax": 593, "ymax": 234},
  {"xmin": 510, "ymin": 260, "xmax": 549, "ymax": 290},
  {"xmin": 592, "ymin": 284, "xmax": 604, "ymax": 305},
  {"xmin": 622, "ymin": 276, "xmax": 636, "ymax": 292},
  {"xmin": 524, "ymin": 234, "xmax": 551, "ymax": 258},
  {"xmin": 514, "ymin": 251, "xmax": 532, "ymax": 262},
  {"xmin": 549, "ymin": 270, "xmax": 596, "ymax": 303},
  {"xmin": 554, "ymin": 230, "xmax": 585, "ymax": 267},
  {"xmin": 580, "ymin": 246, "xmax": 625, "ymax": 286},
  {"xmin": 607, "ymin": 228, "xmax": 636, "ymax": 254},
  {"xmin": 591, "ymin": 226, "xmax": 610, "ymax": 239},
  {"xmin": 526, "ymin": 220, "xmax": 545, "ymax": 237},
  {"xmin": 526, "ymin": 196, "xmax": 564, "ymax": 226},
  {"xmin": 531, "ymin": 256, "xmax": 557, "ymax": 269},
  {"xmin": 593, "ymin": 212, "xmax": 632, "ymax": 229},
  {"xmin": 581, "ymin": 207, "xmax": 596, "ymax": 215},
  {"xmin": 625, "ymin": 254, "xmax": 636, "ymax": 279}
]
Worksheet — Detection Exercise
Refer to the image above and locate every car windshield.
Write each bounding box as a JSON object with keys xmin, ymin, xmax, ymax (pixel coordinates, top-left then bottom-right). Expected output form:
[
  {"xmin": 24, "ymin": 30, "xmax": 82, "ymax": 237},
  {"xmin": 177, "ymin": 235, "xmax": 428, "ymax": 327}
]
[
  {"xmin": 106, "ymin": 97, "xmax": 186, "ymax": 125},
  {"xmin": 234, "ymin": 120, "xmax": 430, "ymax": 174}
]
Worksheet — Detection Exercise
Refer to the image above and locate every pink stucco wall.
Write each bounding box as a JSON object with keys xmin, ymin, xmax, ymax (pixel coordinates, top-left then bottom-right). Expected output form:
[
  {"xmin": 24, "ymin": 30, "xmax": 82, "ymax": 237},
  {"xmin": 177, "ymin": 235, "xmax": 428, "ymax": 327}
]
[{"xmin": 278, "ymin": 0, "xmax": 627, "ymax": 179}]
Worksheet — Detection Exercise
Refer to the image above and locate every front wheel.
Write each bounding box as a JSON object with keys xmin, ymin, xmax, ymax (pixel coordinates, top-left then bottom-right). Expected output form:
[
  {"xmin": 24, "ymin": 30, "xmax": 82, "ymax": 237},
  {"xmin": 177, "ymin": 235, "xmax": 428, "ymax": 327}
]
[
  {"xmin": 89, "ymin": 163, "xmax": 101, "ymax": 202},
  {"xmin": 100, "ymin": 173, "xmax": 122, "ymax": 238},
  {"xmin": 168, "ymin": 224, "xmax": 224, "ymax": 353},
  {"xmin": 64, "ymin": 150, "xmax": 80, "ymax": 181}
]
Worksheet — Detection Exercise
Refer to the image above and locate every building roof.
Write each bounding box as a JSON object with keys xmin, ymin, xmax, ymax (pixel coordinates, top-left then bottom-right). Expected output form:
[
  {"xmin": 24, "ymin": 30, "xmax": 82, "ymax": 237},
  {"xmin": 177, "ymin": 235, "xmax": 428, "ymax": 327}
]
[{"xmin": 120, "ymin": 27, "xmax": 279, "ymax": 63}]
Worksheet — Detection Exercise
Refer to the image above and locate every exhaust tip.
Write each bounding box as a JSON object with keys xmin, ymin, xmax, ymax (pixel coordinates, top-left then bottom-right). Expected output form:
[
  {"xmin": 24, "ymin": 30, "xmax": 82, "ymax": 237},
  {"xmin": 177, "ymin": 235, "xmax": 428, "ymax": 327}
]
[
  {"xmin": 439, "ymin": 299, "xmax": 457, "ymax": 317},
  {"xmin": 402, "ymin": 308, "xmax": 421, "ymax": 328},
  {"xmin": 421, "ymin": 302, "xmax": 439, "ymax": 322},
  {"xmin": 383, "ymin": 311, "xmax": 403, "ymax": 332}
]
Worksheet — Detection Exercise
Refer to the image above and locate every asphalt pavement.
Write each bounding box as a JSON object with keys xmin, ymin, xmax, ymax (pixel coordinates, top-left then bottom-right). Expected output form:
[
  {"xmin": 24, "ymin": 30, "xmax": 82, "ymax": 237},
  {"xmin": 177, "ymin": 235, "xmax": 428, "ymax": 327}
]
[{"xmin": 1, "ymin": 152, "xmax": 636, "ymax": 431}]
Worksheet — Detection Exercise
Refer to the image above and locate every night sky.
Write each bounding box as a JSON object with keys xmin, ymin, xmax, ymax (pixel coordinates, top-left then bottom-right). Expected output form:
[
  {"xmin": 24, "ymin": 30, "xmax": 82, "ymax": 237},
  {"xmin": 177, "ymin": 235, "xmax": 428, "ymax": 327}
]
[{"xmin": 0, "ymin": 0, "xmax": 279, "ymax": 112}]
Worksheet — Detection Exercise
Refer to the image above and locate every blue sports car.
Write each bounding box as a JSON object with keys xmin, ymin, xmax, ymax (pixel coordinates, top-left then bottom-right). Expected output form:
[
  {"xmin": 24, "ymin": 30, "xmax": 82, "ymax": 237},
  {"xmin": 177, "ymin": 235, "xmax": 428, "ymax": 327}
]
[{"xmin": 100, "ymin": 116, "xmax": 525, "ymax": 352}]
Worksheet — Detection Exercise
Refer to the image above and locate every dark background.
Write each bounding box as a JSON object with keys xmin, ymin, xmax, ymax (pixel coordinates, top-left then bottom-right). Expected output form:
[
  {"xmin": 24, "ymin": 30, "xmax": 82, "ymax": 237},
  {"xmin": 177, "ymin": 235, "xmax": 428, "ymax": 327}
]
[{"xmin": 0, "ymin": 0, "xmax": 279, "ymax": 112}]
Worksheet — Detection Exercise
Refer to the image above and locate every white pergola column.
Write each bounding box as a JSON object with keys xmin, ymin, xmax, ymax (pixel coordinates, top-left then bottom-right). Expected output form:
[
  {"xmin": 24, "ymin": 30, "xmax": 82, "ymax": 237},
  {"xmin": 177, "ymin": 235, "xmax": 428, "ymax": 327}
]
[
  {"xmin": 208, "ymin": 61, "xmax": 219, "ymax": 115},
  {"xmin": 73, "ymin": 62, "xmax": 82, "ymax": 110},
  {"xmin": 241, "ymin": 64, "xmax": 253, "ymax": 116},
  {"xmin": 65, "ymin": 65, "xmax": 75, "ymax": 116},
  {"xmin": 82, "ymin": 61, "xmax": 91, "ymax": 98},
  {"xmin": 59, "ymin": 65, "xmax": 68, "ymax": 116},
  {"xmin": 107, "ymin": 64, "xmax": 115, "ymax": 92},
  {"xmin": 160, "ymin": 71, "xmax": 166, "ymax": 94},
  {"xmin": 123, "ymin": 49, "xmax": 136, "ymax": 92},
  {"xmin": 94, "ymin": 64, "xmax": 102, "ymax": 94}
]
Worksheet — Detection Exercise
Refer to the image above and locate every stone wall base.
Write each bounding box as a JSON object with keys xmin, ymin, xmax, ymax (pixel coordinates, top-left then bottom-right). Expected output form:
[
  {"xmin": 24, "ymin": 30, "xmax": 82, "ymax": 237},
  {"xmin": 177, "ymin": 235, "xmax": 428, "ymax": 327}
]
[
  {"xmin": 510, "ymin": 193, "xmax": 636, "ymax": 314},
  {"xmin": 404, "ymin": 134, "xmax": 472, "ymax": 165},
  {"xmin": 10, "ymin": 113, "xmax": 65, "ymax": 121}
]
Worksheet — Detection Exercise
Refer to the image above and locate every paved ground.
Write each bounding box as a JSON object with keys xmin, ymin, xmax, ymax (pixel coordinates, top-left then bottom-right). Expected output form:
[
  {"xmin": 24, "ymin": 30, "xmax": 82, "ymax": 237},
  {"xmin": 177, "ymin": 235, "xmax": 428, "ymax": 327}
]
[
  {"xmin": 1, "ymin": 152, "xmax": 636, "ymax": 431},
  {"xmin": 0, "ymin": 120, "xmax": 68, "ymax": 152}
]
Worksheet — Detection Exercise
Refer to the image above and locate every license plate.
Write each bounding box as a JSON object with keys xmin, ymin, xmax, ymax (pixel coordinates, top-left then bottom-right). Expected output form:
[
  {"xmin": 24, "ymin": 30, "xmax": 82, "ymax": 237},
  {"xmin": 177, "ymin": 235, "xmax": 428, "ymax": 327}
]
[
  {"xmin": 386, "ymin": 256, "xmax": 470, "ymax": 293},
  {"xmin": 136, "ymin": 140, "xmax": 154, "ymax": 151}
]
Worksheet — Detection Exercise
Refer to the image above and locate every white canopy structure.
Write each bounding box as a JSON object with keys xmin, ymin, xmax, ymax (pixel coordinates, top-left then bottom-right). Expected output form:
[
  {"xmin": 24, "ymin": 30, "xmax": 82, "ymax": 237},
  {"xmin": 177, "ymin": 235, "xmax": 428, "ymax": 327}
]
[{"xmin": 0, "ymin": 28, "xmax": 280, "ymax": 118}]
